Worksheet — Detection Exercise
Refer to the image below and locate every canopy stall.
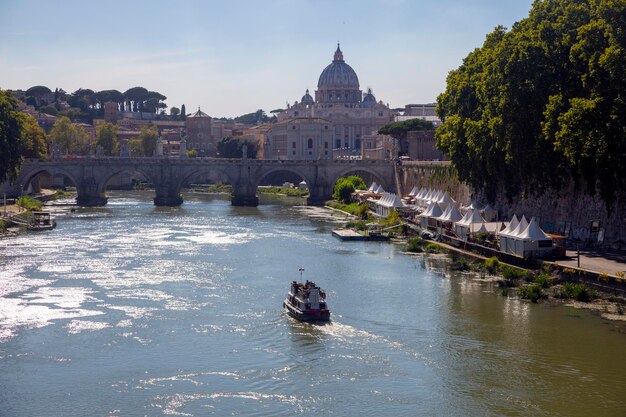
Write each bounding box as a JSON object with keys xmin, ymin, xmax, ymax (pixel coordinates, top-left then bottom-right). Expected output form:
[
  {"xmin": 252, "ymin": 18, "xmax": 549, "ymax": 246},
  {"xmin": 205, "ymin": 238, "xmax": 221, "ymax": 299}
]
[
  {"xmin": 512, "ymin": 217, "xmax": 553, "ymax": 258},
  {"xmin": 498, "ymin": 214, "xmax": 519, "ymax": 253},
  {"xmin": 454, "ymin": 209, "xmax": 486, "ymax": 240},
  {"xmin": 419, "ymin": 201, "xmax": 443, "ymax": 229}
]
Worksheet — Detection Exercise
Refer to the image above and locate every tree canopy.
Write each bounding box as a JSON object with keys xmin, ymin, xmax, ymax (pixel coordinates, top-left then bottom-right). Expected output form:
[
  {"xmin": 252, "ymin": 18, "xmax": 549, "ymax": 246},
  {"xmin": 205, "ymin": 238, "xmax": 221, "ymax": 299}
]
[
  {"xmin": 436, "ymin": 0, "xmax": 626, "ymax": 208},
  {"xmin": 333, "ymin": 175, "xmax": 366, "ymax": 204},
  {"xmin": 95, "ymin": 122, "xmax": 119, "ymax": 155},
  {"xmin": 16, "ymin": 112, "xmax": 47, "ymax": 159},
  {"xmin": 0, "ymin": 90, "xmax": 24, "ymax": 182},
  {"xmin": 49, "ymin": 116, "xmax": 89, "ymax": 154},
  {"xmin": 139, "ymin": 124, "xmax": 159, "ymax": 156},
  {"xmin": 217, "ymin": 136, "xmax": 258, "ymax": 158},
  {"xmin": 378, "ymin": 118, "xmax": 434, "ymax": 140}
]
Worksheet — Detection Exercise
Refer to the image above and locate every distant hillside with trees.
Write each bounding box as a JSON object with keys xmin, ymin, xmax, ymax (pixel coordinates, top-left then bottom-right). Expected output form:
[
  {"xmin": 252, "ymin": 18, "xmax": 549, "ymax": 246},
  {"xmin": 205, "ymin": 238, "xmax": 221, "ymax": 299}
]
[{"xmin": 436, "ymin": 0, "xmax": 625, "ymax": 209}]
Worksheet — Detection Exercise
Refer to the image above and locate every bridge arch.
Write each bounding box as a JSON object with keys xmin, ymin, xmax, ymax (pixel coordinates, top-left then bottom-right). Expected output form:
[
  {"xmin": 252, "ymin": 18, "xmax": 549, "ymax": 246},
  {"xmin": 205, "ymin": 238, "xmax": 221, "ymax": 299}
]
[
  {"xmin": 98, "ymin": 167, "xmax": 157, "ymax": 195},
  {"xmin": 331, "ymin": 166, "xmax": 393, "ymax": 192},
  {"xmin": 18, "ymin": 167, "xmax": 79, "ymax": 195},
  {"xmin": 253, "ymin": 166, "xmax": 315, "ymax": 189}
]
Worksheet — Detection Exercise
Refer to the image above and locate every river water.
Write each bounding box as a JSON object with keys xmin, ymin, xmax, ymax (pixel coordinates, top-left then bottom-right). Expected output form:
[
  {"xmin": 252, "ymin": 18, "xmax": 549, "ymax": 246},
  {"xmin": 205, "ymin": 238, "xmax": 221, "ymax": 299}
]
[{"xmin": 0, "ymin": 191, "xmax": 625, "ymax": 416}]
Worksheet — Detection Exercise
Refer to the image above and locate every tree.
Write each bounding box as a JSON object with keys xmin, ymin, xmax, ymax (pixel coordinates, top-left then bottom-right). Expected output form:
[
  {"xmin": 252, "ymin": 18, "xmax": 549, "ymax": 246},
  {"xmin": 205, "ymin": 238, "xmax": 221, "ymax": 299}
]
[
  {"xmin": 234, "ymin": 109, "xmax": 269, "ymax": 125},
  {"xmin": 16, "ymin": 112, "xmax": 47, "ymax": 159},
  {"xmin": 0, "ymin": 90, "xmax": 24, "ymax": 182},
  {"xmin": 139, "ymin": 124, "xmax": 158, "ymax": 156},
  {"xmin": 379, "ymin": 118, "xmax": 433, "ymax": 139},
  {"xmin": 95, "ymin": 122, "xmax": 119, "ymax": 155},
  {"xmin": 180, "ymin": 104, "xmax": 186, "ymax": 120},
  {"xmin": 49, "ymin": 116, "xmax": 89, "ymax": 154},
  {"xmin": 127, "ymin": 138, "xmax": 143, "ymax": 156},
  {"xmin": 333, "ymin": 175, "xmax": 366, "ymax": 203},
  {"xmin": 123, "ymin": 87, "xmax": 149, "ymax": 113},
  {"xmin": 217, "ymin": 136, "xmax": 258, "ymax": 158},
  {"xmin": 170, "ymin": 107, "xmax": 180, "ymax": 118},
  {"xmin": 436, "ymin": 0, "xmax": 626, "ymax": 208},
  {"xmin": 25, "ymin": 85, "xmax": 52, "ymax": 108}
]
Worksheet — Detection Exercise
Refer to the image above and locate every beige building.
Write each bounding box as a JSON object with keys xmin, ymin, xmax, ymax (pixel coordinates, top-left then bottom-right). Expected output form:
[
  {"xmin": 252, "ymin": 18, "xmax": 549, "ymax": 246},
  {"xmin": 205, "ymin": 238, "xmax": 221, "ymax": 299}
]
[
  {"xmin": 266, "ymin": 45, "xmax": 395, "ymax": 160},
  {"xmin": 185, "ymin": 108, "xmax": 214, "ymax": 156}
]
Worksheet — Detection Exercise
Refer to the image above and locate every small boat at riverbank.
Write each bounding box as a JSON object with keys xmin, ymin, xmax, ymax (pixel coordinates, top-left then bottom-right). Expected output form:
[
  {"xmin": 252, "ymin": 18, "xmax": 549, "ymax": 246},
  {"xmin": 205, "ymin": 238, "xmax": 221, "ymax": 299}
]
[
  {"xmin": 28, "ymin": 211, "xmax": 57, "ymax": 231},
  {"xmin": 283, "ymin": 279, "xmax": 331, "ymax": 322}
]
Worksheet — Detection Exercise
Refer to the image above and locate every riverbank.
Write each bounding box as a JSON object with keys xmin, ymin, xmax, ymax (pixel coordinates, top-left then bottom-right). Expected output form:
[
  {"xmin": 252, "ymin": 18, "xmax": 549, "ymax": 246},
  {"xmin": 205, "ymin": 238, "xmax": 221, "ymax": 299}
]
[
  {"xmin": 0, "ymin": 189, "xmax": 69, "ymax": 238},
  {"xmin": 326, "ymin": 202, "xmax": 626, "ymax": 322}
]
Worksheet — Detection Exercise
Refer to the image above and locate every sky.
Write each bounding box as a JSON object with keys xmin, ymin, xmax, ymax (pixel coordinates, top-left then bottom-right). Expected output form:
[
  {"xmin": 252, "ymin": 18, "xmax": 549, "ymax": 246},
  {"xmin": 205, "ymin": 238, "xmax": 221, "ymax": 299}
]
[{"xmin": 0, "ymin": 0, "xmax": 534, "ymax": 118}]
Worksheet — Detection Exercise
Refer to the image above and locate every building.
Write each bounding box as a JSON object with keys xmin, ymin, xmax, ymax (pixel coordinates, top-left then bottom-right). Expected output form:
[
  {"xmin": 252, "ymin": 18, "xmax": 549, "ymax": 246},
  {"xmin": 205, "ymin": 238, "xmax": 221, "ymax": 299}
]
[
  {"xmin": 185, "ymin": 108, "xmax": 214, "ymax": 156},
  {"xmin": 265, "ymin": 44, "xmax": 395, "ymax": 160}
]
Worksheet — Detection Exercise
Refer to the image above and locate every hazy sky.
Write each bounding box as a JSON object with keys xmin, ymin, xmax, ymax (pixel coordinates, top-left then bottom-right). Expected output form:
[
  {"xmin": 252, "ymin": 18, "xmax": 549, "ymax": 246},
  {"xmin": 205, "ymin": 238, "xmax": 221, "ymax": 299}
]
[{"xmin": 0, "ymin": 0, "xmax": 534, "ymax": 117}]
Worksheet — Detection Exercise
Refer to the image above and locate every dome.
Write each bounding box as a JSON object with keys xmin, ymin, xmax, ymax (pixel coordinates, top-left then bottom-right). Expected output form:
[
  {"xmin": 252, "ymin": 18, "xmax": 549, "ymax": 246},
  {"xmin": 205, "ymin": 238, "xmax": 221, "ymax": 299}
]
[
  {"xmin": 317, "ymin": 44, "xmax": 360, "ymax": 89},
  {"xmin": 301, "ymin": 89, "xmax": 314, "ymax": 104},
  {"xmin": 188, "ymin": 107, "xmax": 210, "ymax": 118},
  {"xmin": 362, "ymin": 88, "xmax": 376, "ymax": 108}
]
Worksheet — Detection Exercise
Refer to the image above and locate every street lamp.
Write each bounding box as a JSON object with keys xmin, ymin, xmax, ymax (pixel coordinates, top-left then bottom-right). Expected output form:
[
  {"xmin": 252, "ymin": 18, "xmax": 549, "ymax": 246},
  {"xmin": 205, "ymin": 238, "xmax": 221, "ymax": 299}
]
[{"xmin": 299, "ymin": 268, "xmax": 304, "ymax": 280}]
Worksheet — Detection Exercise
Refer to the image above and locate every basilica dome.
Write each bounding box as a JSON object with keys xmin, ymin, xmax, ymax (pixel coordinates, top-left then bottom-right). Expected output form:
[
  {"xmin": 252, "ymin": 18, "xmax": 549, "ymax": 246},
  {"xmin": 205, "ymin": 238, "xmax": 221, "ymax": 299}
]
[{"xmin": 317, "ymin": 45, "xmax": 360, "ymax": 89}]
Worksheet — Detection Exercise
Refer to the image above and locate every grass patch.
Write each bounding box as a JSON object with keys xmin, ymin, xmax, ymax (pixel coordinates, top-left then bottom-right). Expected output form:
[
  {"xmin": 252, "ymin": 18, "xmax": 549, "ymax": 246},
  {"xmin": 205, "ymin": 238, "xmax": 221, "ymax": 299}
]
[
  {"xmin": 406, "ymin": 237, "xmax": 425, "ymax": 253},
  {"xmin": 534, "ymin": 273, "xmax": 552, "ymax": 288},
  {"xmin": 326, "ymin": 201, "xmax": 370, "ymax": 219},
  {"xmin": 258, "ymin": 186, "xmax": 308, "ymax": 197},
  {"xmin": 501, "ymin": 265, "xmax": 534, "ymax": 282},
  {"xmin": 484, "ymin": 256, "xmax": 500, "ymax": 274}
]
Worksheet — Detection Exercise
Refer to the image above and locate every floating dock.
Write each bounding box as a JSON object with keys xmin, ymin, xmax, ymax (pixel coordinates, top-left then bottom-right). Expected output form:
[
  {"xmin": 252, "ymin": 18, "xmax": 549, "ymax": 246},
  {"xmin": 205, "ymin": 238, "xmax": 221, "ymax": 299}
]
[{"xmin": 332, "ymin": 229, "xmax": 364, "ymax": 241}]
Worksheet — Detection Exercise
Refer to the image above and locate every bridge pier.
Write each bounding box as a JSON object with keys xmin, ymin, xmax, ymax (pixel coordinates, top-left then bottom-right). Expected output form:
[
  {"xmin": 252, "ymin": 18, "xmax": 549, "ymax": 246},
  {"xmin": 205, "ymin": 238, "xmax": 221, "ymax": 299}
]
[
  {"xmin": 154, "ymin": 187, "xmax": 183, "ymax": 207},
  {"xmin": 77, "ymin": 178, "xmax": 108, "ymax": 207}
]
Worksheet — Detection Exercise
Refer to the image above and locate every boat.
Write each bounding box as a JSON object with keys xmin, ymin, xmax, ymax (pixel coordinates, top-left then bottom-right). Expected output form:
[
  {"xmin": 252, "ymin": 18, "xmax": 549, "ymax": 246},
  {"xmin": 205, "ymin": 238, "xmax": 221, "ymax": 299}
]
[
  {"xmin": 27, "ymin": 211, "xmax": 57, "ymax": 231},
  {"xmin": 283, "ymin": 279, "xmax": 331, "ymax": 322}
]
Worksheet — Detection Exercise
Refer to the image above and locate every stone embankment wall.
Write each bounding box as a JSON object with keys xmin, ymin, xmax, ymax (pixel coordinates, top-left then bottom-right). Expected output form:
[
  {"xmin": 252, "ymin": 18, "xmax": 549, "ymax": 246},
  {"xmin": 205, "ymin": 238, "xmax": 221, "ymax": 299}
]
[{"xmin": 400, "ymin": 162, "xmax": 471, "ymax": 205}]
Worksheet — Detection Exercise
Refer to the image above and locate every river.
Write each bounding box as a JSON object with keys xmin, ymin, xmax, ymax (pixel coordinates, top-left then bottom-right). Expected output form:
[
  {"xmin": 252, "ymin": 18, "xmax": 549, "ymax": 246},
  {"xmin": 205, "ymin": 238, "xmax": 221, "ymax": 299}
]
[{"xmin": 0, "ymin": 191, "xmax": 625, "ymax": 416}]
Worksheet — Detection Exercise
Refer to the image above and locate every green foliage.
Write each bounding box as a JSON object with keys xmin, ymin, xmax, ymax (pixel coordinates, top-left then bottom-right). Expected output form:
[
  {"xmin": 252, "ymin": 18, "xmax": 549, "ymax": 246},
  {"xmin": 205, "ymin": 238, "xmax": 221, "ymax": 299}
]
[
  {"xmin": 436, "ymin": 0, "xmax": 626, "ymax": 207},
  {"xmin": 501, "ymin": 265, "xmax": 533, "ymax": 282},
  {"xmin": 181, "ymin": 104, "xmax": 186, "ymax": 120},
  {"xmin": 16, "ymin": 112, "xmax": 47, "ymax": 159},
  {"xmin": 234, "ymin": 109, "xmax": 270, "ymax": 125},
  {"xmin": 49, "ymin": 116, "xmax": 89, "ymax": 154},
  {"xmin": 332, "ymin": 175, "xmax": 365, "ymax": 203},
  {"xmin": 217, "ymin": 136, "xmax": 258, "ymax": 158},
  {"xmin": 258, "ymin": 186, "xmax": 308, "ymax": 197},
  {"xmin": 381, "ymin": 209, "xmax": 401, "ymax": 227},
  {"xmin": 39, "ymin": 104, "xmax": 58, "ymax": 116},
  {"xmin": 484, "ymin": 256, "xmax": 500, "ymax": 274},
  {"xmin": 139, "ymin": 125, "xmax": 158, "ymax": 156},
  {"xmin": 561, "ymin": 282, "xmax": 595, "ymax": 302},
  {"xmin": 16, "ymin": 195, "xmax": 42, "ymax": 211},
  {"xmin": 325, "ymin": 201, "xmax": 369, "ymax": 218},
  {"xmin": 95, "ymin": 122, "xmax": 119, "ymax": 155},
  {"xmin": 186, "ymin": 149, "xmax": 198, "ymax": 158},
  {"xmin": 534, "ymin": 274, "xmax": 552, "ymax": 288},
  {"xmin": 518, "ymin": 284, "xmax": 542, "ymax": 303},
  {"xmin": 406, "ymin": 237, "xmax": 425, "ymax": 253},
  {"xmin": 0, "ymin": 90, "xmax": 23, "ymax": 182},
  {"xmin": 378, "ymin": 118, "xmax": 434, "ymax": 139},
  {"xmin": 424, "ymin": 243, "xmax": 446, "ymax": 254}
]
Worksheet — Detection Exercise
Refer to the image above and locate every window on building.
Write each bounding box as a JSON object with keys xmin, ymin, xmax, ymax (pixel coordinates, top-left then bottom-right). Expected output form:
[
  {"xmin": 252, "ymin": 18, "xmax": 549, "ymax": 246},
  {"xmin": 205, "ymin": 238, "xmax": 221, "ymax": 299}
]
[
  {"xmin": 292, "ymin": 142, "xmax": 296, "ymax": 149},
  {"xmin": 324, "ymin": 142, "xmax": 328, "ymax": 149},
  {"xmin": 292, "ymin": 125, "xmax": 296, "ymax": 129},
  {"xmin": 378, "ymin": 112, "xmax": 383, "ymax": 117},
  {"xmin": 355, "ymin": 139, "xmax": 361, "ymax": 150},
  {"xmin": 335, "ymin": 139, "xmax": 341, "ymax": 148},
  {"xmin": 307, "ymin": 138, "xmax": 313, "ymax": 149},
  {"xmin": 294, "ymin": 111, "xmax": 299, "ymax": 117}
]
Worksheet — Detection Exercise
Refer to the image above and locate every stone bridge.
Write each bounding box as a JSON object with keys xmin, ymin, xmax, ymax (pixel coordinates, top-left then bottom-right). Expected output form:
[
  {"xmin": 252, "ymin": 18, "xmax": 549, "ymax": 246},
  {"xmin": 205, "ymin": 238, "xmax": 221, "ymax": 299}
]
[{"xmin": 7, "ymin": 157, "xmax": 397, "ymax": 207}]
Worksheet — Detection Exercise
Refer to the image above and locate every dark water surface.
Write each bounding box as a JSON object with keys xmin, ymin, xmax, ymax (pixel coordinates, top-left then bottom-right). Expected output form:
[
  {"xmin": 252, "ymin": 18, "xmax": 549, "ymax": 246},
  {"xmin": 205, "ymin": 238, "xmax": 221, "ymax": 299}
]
[{"xmin": 1, "ymin": 191, "xmax": 625, "ymax": 416}]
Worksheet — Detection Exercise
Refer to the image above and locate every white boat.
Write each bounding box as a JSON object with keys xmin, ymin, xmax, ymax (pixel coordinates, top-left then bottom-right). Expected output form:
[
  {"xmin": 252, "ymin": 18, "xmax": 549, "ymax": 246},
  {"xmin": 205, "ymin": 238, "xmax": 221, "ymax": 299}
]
[{"xmin": 283, "ymin": 280, "xmax": 331, "ymax": 322}]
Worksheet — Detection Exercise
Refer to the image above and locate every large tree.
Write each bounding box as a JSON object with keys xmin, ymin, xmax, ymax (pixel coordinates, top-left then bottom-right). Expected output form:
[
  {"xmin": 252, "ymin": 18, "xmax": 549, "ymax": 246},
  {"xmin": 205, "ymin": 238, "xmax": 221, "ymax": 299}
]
[
  {"xmin": 436, "ymin": 0, "xmax": 626, "ymax": 208},
  {"xmin": 217, "ymin": 136, "xmax": 258, "ymax": 158},
  {"xmin": 16, "ymin": 112, "xmax": 47, "ymax": 159},
  {"xmin": 138, "ymin": 124, "xmax": 158, "ymax": 156},
  {"xmin": 95, "ymin": 122, "xmax": 119, "ymax": 155},
  {"xmin": 49, "ymin": 116, "xmax": 89, "ymax": 154},
  {"xmin": 0, "ymin": 90, "xmax": 23, "ymax": 182}
]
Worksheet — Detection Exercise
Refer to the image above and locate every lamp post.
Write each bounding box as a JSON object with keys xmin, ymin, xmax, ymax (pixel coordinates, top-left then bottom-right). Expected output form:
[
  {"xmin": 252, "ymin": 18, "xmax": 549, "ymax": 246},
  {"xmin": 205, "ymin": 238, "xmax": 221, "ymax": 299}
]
[
  {"xmin": 299, "ymin": 268, "xmax": 304, "ymax": 281},
  {"xmin": 3, "ymin": 193, "xmax": 6, "ymax": 217}
]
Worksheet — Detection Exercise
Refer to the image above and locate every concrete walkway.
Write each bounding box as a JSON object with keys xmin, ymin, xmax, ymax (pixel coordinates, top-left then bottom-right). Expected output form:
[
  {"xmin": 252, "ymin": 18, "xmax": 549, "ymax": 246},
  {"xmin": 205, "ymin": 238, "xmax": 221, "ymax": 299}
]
[{"xmin": 558, "ymin": 249, "xmax": 626, "ymax": 276}]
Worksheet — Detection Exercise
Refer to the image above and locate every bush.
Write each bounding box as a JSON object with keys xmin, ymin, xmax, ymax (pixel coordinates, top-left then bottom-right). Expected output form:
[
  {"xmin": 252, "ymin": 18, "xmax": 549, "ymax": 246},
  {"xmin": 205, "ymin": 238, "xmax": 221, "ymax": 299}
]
[
  {"xmin": 501, "ymin": 265, "xmax": 531, "ymax": 281},
  {"xmin": 16, "ymin": 196, "xmax": 42, "ymax": 211},
  {"xmin": 406, "ymin": 237, "xmax": 424, "ymax": 253},
  {"xmin": 425, "ymin": 243, "xmax": 446, "ymax": 254},
  {"xmin": 561, "ymin": 283, "xmax": 595, "ymax": 302},
  {"xmin": 534, "ymin": 274, "xmax": 552, "ymax": 288},
  {"xmin": 484, "ymin": 256, "xmax": 500, "ymax": 274},
  {"xmin": 451, "ymin": 258, "xmax": 471, "ymax": 271},
  {"xmin": 518, "ymin": 284, "xmax": 542, "ymax": 303}
]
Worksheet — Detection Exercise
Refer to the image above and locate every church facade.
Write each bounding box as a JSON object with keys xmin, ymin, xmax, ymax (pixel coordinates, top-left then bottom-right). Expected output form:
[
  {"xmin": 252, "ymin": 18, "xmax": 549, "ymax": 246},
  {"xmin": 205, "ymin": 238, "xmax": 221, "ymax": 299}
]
[{"xmin": 264, "ymin": 45, "xmax": 394, "ymax": 160}]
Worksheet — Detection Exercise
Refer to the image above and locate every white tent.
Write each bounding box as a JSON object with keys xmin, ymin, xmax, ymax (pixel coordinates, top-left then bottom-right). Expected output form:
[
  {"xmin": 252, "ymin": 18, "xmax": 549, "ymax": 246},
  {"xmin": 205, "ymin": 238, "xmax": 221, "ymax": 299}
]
[
  {"xmin": 481, "ymin": 203, "xmax": 498, "ymax": 221},
  {"xmin": 376, "ymin": 192, "xmax": 405, "ymax": 217},
  {"xmin": 455, "ymin": 209, "xmax": 486, "ymax": 240},
  {"xmin": 375, "ymin": 184, "xmax": 385, "ymax": 194},
  {"xmin": 498, "ymin": 214, "xmax": 519, "ymax": 253},
  {"xmin": 513, "ymin": 217, "xmax": 553, "ymax": 258},
  {"xmin": 368, "ymin": 182, "xmax": 378, "ymax": 192},
  {"xmin": 420, "ymin": 201, "xmax": 443, "ymax": 228},
  {"xmin": 438, "ymin": 191, "xmax": 456, "ymax": 207},
  {"xmin": 462, "ymin": 200, "xmax": 482, "ymax": 214},
  {"xmin": 408, "ymin": 186, "xmax": 419, "ymax": 196},
  {"xmin": 439, "ymin": 203, "xmax": 463, "ymax": 223},
  {"xmin": 505, "ymin": 216, "xmax": 528, "ymax": 254}
]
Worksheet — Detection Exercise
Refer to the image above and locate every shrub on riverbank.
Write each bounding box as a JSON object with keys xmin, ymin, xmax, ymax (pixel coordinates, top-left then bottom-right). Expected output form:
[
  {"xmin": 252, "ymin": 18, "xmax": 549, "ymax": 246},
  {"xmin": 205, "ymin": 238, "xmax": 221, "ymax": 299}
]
[
  {"xmin": 16, "ymin": 195, "xmax": 42, "ymax": 211},
  {"xmin": 534, "ymin": 274, "xmax": 552, "ymax": 288},
  {"xmin": 501, "ymin": 265, "xmax": 534, "ymax": 282},
  {"xmin": 406, "ymin": 237, "xmax": 425, "ymax": 253},
  {"xmin": 518, "ymin": 284, "xmax": 542, "ymax": 303},
  {"xmin": 559, "ymin": 282, "xmax": 596, "ymax": 302},
  {"xmin": 484, "ymin": 256, "xmax": 500, "ymax": 274}
]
